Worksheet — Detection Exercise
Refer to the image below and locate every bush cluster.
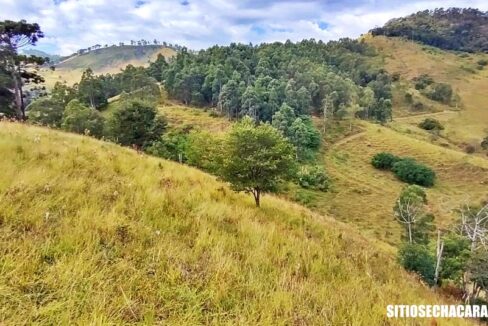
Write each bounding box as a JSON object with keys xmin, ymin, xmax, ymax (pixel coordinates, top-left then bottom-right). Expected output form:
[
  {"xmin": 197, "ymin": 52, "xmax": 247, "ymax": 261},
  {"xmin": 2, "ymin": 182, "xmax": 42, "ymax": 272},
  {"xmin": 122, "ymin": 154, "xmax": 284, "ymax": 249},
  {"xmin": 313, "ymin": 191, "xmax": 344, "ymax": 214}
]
[
  {"xmin": 371, "ymin": 152, "xmax": 436, "ymax": 187},
  {"xmin": 371, "ymin": 152, "xmax": 401, "ymax": 170},
  {"xmin": 418, "ymin": 118, "xmax": 444, "ymax": 131},
  {"xmin": 296, "ymin": 165, "xmax": 330, "ymax": 191}
]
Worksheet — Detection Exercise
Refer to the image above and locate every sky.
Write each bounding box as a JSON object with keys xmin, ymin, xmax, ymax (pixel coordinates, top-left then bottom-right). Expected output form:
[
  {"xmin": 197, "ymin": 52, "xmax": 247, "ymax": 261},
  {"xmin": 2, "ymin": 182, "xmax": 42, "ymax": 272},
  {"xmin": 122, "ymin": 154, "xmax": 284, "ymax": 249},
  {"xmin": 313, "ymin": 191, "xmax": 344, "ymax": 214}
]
[{"xmin": 1, "ymin": 0, "xmax": 488, "ymax": 56}]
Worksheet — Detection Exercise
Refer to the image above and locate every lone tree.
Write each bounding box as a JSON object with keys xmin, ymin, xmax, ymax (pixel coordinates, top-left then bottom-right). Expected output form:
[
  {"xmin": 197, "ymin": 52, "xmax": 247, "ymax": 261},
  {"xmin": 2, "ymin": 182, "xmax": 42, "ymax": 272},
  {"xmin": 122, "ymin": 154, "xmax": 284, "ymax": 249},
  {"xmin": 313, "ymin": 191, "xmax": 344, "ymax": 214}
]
[
  {"xmin": 221, "ymin": 116, "xmax": 296, "ymax": 207},
  {"xmin": 0, "ymin": 20, "xmax": 45, "ymax": 119},
  {"xmin": 394, "ymin": 185, "xmax": 434, "ymax": 244}
]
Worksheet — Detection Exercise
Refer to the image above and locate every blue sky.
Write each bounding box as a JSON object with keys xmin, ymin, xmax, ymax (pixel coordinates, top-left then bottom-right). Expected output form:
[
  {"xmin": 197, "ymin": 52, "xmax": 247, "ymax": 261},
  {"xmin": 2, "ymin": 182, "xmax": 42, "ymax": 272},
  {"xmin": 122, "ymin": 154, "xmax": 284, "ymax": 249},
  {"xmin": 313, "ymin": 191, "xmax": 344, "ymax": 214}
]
[{"xmin": 1, "ymin": 0, "xmax": 487, "ymax": 55}]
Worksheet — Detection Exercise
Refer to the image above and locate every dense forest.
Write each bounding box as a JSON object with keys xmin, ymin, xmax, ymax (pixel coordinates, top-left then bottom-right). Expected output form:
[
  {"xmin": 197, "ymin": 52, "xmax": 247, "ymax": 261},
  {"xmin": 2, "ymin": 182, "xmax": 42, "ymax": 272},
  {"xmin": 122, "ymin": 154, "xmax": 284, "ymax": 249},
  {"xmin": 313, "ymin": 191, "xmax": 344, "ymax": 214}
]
[
  {"xmin": 371, "ymin": 8, "xmax": 488, "ymax": 52},
  {"xmin": 147, "ymin": 39, "xmax": 393, "ymax": 123}
]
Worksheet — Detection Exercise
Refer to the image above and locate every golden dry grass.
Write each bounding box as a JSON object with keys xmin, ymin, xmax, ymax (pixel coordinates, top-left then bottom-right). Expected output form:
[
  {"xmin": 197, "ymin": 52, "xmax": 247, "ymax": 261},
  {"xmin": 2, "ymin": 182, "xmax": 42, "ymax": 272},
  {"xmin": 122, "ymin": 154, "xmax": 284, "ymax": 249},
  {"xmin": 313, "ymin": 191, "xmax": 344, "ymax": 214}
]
[
  {"xmin": 159, "ymin": 104, "xmax": 231, "ymax": 133},
  {"xmin": 0, "ymin": 121, "xmax": 474, "ymax": 325},
  {"xmin": 311, "ymin": 121, "xmax": 488, "ymax": 245},
  {"xmin": 365, "ymin": 35, "xmax": 488, "ymax": 145}
]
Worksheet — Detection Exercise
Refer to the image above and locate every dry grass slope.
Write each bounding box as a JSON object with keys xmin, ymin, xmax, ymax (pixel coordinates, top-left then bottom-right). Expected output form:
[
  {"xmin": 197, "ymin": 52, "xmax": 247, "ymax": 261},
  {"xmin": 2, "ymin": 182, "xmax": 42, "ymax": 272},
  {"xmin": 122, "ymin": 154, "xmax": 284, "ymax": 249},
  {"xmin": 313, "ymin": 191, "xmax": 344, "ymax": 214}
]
[
  {"xmin": 317, "ymin": 122, "xmax": 488, "ymax": 245},
  {"xmin": 0, "ymin": 122, "xmax": 472, "ymax": 325},
  {"xmin": 365, "ymin": 35, "xmax": 488, "ymax": 145}
]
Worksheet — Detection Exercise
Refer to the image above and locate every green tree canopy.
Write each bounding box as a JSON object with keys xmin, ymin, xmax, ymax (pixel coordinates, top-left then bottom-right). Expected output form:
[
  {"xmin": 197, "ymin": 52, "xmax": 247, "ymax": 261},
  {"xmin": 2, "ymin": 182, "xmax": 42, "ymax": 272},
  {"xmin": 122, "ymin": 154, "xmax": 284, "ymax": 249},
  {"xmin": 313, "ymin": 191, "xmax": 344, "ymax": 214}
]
[
  {"xmin": 220, "ymin": 116, "xmax": 296, "ymax": 207},
  {"xmin": 61, "ymin": 99, "xmax": 104, "ymax": 138},
  {"xmin": 107, "ymin": 100, "xmax": 166, "ymax": 147}
]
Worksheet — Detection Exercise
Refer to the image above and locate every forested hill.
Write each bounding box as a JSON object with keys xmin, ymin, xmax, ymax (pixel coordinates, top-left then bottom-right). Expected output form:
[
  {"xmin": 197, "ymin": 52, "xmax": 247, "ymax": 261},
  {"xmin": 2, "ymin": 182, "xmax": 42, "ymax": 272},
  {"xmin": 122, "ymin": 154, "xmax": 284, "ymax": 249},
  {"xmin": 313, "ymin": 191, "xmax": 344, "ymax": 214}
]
[
  {"xmin": 370, "ymin": 8, "xmax": 488, "ymax": 52},
  {"xmin": 153, "ymin": 39, "xmax": 394, "ymax": 123}
]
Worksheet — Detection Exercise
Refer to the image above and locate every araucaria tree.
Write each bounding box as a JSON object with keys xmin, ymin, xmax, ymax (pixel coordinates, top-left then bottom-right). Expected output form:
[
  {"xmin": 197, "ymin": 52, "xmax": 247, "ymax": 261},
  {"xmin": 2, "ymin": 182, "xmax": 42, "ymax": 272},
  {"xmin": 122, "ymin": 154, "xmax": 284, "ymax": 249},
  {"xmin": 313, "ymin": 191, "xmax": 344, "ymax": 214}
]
[
  {"xmin": 220, "ymin": 116, "xmax": 296, "ymax": 207},
  {"xmin": 0, "ymin": 20, "xmax": 46, "ymax": 119}
]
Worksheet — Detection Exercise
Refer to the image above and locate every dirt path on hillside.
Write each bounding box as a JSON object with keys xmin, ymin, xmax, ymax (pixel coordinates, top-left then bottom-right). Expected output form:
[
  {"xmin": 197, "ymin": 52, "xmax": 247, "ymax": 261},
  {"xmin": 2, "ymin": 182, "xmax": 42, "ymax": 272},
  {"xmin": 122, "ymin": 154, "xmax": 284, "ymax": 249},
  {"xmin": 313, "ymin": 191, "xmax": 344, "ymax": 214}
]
[
  {"xmin": 393, "ymin": 110, "xmax": 457, "ymax": 122},
  {"xmin": 330, "ymin": 131, "xmax": 367, "ymax": 149}
]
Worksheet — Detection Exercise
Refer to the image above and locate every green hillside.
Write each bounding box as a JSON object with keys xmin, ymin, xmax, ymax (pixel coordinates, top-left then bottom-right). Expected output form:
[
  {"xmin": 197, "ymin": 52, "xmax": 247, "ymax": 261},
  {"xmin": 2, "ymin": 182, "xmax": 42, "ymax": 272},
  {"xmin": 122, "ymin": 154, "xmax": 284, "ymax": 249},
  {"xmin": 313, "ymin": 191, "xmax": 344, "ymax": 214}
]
[{"xmin": 0, "ymin": 122, "xmax": 470, "ymax": 325}]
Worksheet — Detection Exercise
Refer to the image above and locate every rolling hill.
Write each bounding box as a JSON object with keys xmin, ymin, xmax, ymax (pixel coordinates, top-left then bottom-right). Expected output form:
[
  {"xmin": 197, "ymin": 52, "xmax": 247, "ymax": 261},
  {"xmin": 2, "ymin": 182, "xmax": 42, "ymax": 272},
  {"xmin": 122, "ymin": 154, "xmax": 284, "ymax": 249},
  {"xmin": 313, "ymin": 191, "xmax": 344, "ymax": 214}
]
[
  {"xmin": 147, "ymin": 102, "xmax": 488, "ymax": 247},
  {"xmin": 0, "ymin": 121, "xmax": 471, "ymax": 325},
  {"xmin": 39, "ymin": 45, "xmax": 176, "ymax": 88},
  {"xmin": 365, "ymin": 35, "xmax": 488, "ymax": 149}
]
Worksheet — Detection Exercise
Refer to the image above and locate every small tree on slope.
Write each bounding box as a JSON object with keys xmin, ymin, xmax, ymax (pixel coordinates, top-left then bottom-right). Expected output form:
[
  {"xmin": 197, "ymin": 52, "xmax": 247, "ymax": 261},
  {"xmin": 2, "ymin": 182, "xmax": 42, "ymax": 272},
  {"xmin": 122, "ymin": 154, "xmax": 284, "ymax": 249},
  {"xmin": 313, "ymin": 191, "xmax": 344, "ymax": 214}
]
[{"xmin": 220, "ymin": 116, "xmax": 296, "ymax": 207}]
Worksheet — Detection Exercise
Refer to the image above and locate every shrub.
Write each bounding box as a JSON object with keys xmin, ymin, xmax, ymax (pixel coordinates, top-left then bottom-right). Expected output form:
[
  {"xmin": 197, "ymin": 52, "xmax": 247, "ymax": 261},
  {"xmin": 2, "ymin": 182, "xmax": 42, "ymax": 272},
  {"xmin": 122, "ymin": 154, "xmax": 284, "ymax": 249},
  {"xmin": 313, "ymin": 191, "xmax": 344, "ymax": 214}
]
[
  {"xmin": 413, "ymin": 74, "xmax": 434, "ymax": 90},
  {"xmin": 107, "ymin": 100, "xmax": 167, "ymax": 147},
  {"xmin": 412, "ymin": 101, "xmax": 425, "ymax": 111},
  {"xmin": 27, "ymin": 98, "xmax": 64, "ymax": 128},
  {"xmin": 426, "ymin": 83, "xmax": 453, "ymax": 104},
  {"xmin": 146, "ymin": 130, "xmax": 189, "ymax": 162},
  {"xmin": 371, "ymin": 152, "xmax": 400, "ymax": 170},
  {"xmin": 481, "ymin": 136, "xmax": 488, "ymax": 150},
  {"xmin": 398, "ymin": 243, "xmax": 436, "ymax": 286},
  {"xmin": 418, "ymin": 118, "xmax": 444, "ymax": 131},
  {"xmin": 296, "ymin": 165, "xmax": 330, "ymax": 191},
  {"xmin": 185, "ymin": 131, "xmax": 224, "ymax": 174},
  {"xmin": 392, "ymin": 159, "xmax": 436, "ymax": 187},
  {"xmin": 61, "ymin": 99, "xmax": 105, "ymax": 138},
  {"xmin": 477, "ymin": 59, "xmax": 488, "ymax": 67}
]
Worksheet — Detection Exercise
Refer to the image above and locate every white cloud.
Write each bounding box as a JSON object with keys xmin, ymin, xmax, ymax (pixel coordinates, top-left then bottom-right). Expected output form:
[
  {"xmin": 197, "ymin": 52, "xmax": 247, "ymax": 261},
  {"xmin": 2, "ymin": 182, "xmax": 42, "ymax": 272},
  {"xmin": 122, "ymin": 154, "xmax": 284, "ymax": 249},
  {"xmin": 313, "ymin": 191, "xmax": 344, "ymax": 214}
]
[{"xmin": 0, "ymin": 0, "xmax": 487, "ymax": 55}]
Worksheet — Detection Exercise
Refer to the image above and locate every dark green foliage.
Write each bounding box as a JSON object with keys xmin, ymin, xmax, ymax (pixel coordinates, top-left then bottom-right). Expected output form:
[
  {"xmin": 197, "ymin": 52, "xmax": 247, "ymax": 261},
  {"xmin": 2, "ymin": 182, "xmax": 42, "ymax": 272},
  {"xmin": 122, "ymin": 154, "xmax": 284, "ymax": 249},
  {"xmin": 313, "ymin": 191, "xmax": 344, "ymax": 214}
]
[
  {"xmin": 370, "ymin": 98, "xmax": 392, "ymax": 123},
  {"xmin": 147, "ymin": 54, "xmax": 168, "ymax": 82},
  {"xmin": 77, "ymin": 68, "xmax": 108, "ymax": 109},
  {"xmin": 371, "ymin": 152, "xmax": 400, "ymax": 170},
  {"xmin": 26, "ymin": 98, "xmax": 64, "ymax": 127},
  {"xmin": 149, "ymin": 39, "xmax": 390, "ymax": 123},
  {"xmin": 426, "ymin": 83, "xmax": 452, "ymax": 104},
  {"xmin": 398, "ymin": 243, "xmax": 436, "ymax": 286},
  {"xmin": 467, "ymin": 250, "xmax": 488, "ymax": 295},
  {"xmin": 413, "ymin": 74, "xmax": 434, "ymax": 90},
  {"xmin": 411, "ymin": 213, "xmax": 436, "ymax": 245},
  {"xmin": 440, "ymin": 233, "xmax": 471, "ymax": 283},
  {"xmin": 392, "ymin": 159, "xmax": 436, "ymax": 187},
  {"xmin": 418, "ymin": 118, "xmax": 444, "ymax": 131},
  {"xmin": 272, "ymin": 104, "xmax": 321, "ymax": 160},
  {"xmin": 397, "ymin": 184, "xmax": 427, "ymax": 204},
  {"xmin": 0, "ymin": 65, "xmax": 14, "ymax": 117},
  {"xmin": 50, "ymin": 82, "xmax": 77, "ymax": 106},
  {"xmin": 394, "ymin": 185, "xmax": 434, "ymax": 244},
  {"xmin": 146, "ymin": 130, "xmax": 188, "ymax": 162},
  {"xmin": 371, "ymin": 8, "xmax": 488, "ymax": 53},
  {"xmin": 107, "ymin": 100, "xmax": 166, "ymax": 147},
  {"xmin": 61, "ymin": 99, "xmax": 104, "ymax": 138},
  {"xmin": 296, "ymin": 165, "xmax": 330, "ymax": 191},
  {"xmin": 184, "ymin": 131, "xmax": 224, "ymax": 174},
  {"xmin": 220, "ymin": 117, "xmax": 296, "ymax": 206}
]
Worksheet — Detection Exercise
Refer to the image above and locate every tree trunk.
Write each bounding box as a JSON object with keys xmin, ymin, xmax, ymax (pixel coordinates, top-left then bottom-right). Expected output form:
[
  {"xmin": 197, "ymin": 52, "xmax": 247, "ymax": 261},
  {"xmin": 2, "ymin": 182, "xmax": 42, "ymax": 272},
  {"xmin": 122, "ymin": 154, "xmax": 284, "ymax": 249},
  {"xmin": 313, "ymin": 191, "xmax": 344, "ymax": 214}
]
[
  {"xmin": 253, "ymin": 188, "xmax": 261, "ymax": 207},
  {"xmin": 434, "ymin": 230, "xmax": 444, "ymax": 287},
  {"xmin": 12, "ymin": 73, "xmax": 24, "ymax": 120},
  {"xmin": 408, "ymin": 223, "xmax": 413, "ymax": 244}
]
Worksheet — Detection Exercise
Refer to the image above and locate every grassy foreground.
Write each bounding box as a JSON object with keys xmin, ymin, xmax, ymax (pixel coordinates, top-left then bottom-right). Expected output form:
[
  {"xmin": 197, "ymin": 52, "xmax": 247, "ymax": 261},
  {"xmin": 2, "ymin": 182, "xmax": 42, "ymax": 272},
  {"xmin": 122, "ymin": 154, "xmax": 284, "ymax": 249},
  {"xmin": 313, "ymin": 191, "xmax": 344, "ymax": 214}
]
[{"xmin": 0, "ymin": 122, "xmax": 472, "ymax": 325}]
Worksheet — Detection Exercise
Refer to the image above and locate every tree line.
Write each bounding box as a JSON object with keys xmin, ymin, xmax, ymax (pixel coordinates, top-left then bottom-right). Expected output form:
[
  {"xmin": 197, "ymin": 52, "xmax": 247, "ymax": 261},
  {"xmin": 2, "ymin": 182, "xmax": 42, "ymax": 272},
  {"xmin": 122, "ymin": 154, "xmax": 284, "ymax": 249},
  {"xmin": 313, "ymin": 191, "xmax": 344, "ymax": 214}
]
[{"xmin": 371, "ymin": 8, "xmax": 488, "ymax": 53}]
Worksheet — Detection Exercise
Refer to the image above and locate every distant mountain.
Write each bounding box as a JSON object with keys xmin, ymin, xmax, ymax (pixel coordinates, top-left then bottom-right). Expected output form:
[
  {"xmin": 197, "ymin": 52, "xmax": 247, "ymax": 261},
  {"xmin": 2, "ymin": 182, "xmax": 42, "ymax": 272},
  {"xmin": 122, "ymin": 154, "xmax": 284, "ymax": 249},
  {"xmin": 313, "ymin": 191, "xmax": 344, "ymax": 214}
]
[
  {"xmin": 40, "ymin": 45, "xmax": 176, "ymax": 88},
  {"xmin": 22, "ymin": 49, "xmax": 62, "ymax": 64},
  {"xmin": 56, "ymin": 45, "xmax": 175, "ymax": 71},
  {"xmin": 370, "ymin": 8, "xmax": 488, "ymax": 52}
]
